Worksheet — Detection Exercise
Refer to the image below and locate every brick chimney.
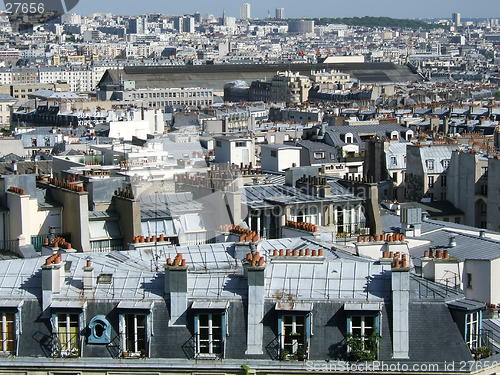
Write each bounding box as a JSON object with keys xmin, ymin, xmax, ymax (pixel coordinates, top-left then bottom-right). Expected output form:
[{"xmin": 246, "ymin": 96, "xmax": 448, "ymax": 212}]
[
  {"xmin": 164, "ymin": 253, "xmax": 188, "ymax": 326},
  {"xmin": 391, "ymin": 255, "xmax": 410, "ymax": 359},
  {"xmin": 41, "ymin": 254, "xmax": 64, "ymax": 312},
  {"xmin": 245, "ymin": 252, "xmax": 266, "ymax": 355}
]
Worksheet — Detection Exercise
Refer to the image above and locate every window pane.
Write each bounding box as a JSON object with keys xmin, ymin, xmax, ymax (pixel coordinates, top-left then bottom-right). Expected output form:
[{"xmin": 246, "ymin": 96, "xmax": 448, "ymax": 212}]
[
  {"xmin": 125, "ymin": 315, "xmax": 135, "ymax": 352},
  {"xmin": 199, "ymin": 314, "xmax": 209, "ymax": 327},
  {"xmin": 212, "ymin": 314, "xmax": 221, "ymax": 327},
  {"xmin": 351, "ymin": 316, "xmax": 361, "ymax": 328}
]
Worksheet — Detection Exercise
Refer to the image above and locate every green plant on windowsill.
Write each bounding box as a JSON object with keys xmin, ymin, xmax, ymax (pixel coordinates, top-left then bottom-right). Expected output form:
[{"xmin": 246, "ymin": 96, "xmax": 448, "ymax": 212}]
[
  {"xmin": 240, "ymin": 364, "xmax": 251, "ymax": 375},
  {"xmin": 471, "ymin": 346, "xmax": 492, "ymax": 360},
  {"xmin": 296, "ymin": 343, "xmax": 308, "ymax": 361},
  {"xmin": 346, "ymin": 333, "xmax": 380, "ymax": 362},
  {"xmin": 279, "ymin": 349, "xmax": 291, "ymax": 361}
]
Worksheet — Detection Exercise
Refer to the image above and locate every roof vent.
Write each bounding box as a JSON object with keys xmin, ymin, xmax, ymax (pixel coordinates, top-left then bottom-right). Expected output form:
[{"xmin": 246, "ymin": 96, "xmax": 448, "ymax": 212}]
[{"xmin": 448, "ymin": 236, "xmax": 457, "ymax": 248}]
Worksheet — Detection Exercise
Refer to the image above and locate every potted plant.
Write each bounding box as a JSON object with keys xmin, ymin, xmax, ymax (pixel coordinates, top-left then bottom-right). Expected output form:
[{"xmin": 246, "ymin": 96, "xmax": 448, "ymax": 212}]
[
  {"xmin": 472, "ymin": 346, "xmax": 492, "ymax": 360},
  {"xmin": 346, "ymin": 333, "xmax": 380, "ymax": 362},
  {"xmin": 296, "ymin": 343, "xmax": 308, "ymax": 361},
  {"xmin": 279, "ymin": 349, "xmax": 290, "ymax": 361}
]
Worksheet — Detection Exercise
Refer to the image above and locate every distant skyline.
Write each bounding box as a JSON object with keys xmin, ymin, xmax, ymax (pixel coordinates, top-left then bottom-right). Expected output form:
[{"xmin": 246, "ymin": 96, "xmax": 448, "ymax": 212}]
[{"xmin": 67, "ymin": 0, "xmax": 499, "ymax": 19}]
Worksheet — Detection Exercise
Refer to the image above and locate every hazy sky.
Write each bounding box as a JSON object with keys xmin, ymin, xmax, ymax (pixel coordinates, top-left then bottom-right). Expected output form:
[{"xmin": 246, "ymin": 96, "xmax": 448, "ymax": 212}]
[{"xmin": 70, "ymin": 0, "xmax": 500, "ymax": 19}]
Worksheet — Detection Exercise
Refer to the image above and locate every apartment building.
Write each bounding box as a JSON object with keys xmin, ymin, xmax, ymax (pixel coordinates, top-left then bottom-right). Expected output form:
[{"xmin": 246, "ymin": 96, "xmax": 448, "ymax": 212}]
[
  {"xmin": 0, "ymin": 94, "xmax": 15, "ymax": 129},
  {"xmin": 0, "ymin": 234, "xmax": 487, "ymax": 374},
  {"xmin": 119, "ymin": 87, "xmax": 214, "ymax": 108},
  {"xmin": 405, "ymin": 144, "xmax": 456, "ymax": 203},
  {"xmin": 249, "ymin": 71, "xmax": 312, "ymax": 103}
]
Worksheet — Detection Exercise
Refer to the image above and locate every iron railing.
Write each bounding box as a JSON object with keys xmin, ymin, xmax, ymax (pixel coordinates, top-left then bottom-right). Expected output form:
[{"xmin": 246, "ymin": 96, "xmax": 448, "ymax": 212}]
[
  {"xmin": 50, "ymin": 332, "xmax": 80, "ymax": 358},
  {"xmin": 186, "ymin": 334, "xmax": 225, "ymax": 360}
]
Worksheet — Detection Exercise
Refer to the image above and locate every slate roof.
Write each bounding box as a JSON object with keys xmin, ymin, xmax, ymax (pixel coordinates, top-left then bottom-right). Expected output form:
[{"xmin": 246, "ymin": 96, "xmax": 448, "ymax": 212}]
[
  {"xmin": 294, "ymin": 139, "xmax": 339, "ymax": 164},
  {"xmin": 385, "ymin": 141, "xmax": 408, "ymax": 171},
  {"xmin": 417, "ymin": 145, "xmax": 455, "ymax": 174},
  {"xmin": 0, "ymin": 237, "xmax": 468, "ymax": 304},
  {"xmin": 242, "ymin": 183, "xmax": 361, "ymax": 209},
  {"xmin": 381, "ymin": 212, "xmax": 500, "ymax": 261},
  {"xmin": 0, "ymin": 160, "xmax": 52, "ymax": 175},
  {"xmin": 324, "ymin": 124, "xmax": 411, "ymax": 149}
]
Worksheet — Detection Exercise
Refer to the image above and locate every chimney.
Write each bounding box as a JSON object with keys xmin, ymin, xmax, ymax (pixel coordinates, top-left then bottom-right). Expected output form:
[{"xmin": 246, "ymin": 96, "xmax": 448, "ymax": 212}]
[
  {"xmin": 83, "ymin": 257, "xmax": 95, "ymax": 294},
  {"xmin": 165, "ymin": 254, "xmax": 188, "ymax": 326},
  {"xmin": 391, "ymin": 257, "xmax": 410, "ymax": 359},
  {"xmin": 245, "ymin": 253, "xmax": 265, "ymax": 355},
  {"xmin": 400, "ymin": 207, "xmax": 422, "ymax": 237},
  {"xmin": 41, "ymin": 254, "xmax": 64, "ymax": 312}
]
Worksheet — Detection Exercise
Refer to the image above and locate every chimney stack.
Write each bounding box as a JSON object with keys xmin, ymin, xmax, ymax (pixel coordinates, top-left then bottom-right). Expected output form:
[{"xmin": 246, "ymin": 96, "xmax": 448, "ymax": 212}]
[
  {"xmin": 245, "ymin": 252, "xmax": 265, "ymax": 355},
  {"xmin": 400, "ymin": 207, "xmax": 422, "ymax": 237},
  {"xmin": 83, "ymin": 256, "xmax": 95, "ymax": 294},
  {"xmin": 391, "ymin": 256, "xmax": 410, "ymax": 359},
  {"xmin": 41, "ymin": 254, "xmax": 64, "ymax": 312},
  {"xmin": 165, "ymin": 254, "xmax": 188, "ymax": 326}
]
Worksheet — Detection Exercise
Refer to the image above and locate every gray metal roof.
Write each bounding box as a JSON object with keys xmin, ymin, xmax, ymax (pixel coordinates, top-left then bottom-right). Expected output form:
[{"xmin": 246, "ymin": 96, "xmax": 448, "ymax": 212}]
[{"xmin": 242, "ymin": 183, "xmax": 360, "ymax": 209}]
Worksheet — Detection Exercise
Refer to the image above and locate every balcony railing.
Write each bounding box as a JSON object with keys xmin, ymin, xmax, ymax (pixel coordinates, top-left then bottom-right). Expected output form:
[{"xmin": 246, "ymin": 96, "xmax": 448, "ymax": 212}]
[
  {"xmin": 183, "ymin": 334, "xmax": 225, "ymax": 360},
  {"xmin": 50, "ymin": 333, "xmax": 80, "ymax": 358}
]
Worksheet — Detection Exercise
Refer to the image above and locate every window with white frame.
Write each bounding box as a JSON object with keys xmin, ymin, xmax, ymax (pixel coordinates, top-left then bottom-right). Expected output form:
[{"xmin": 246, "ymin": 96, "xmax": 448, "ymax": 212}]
[
  {"xmin": 0, "ymin": 312, "xmax": 15, "ymax": 353},
  {"xmin": 348, "ymin": 315, "xmax": 377, "ymax": 351},
  {"xmin": 280, "ymin": 314, "xmax": 307, "ymax": 355},
  {"xmin": 428, "ymin": 175, "xmax": 435, "ymax": 188},
  {"xmin": 426, "ymin": 159, "xmax": 435, "ymax": 171},
  {"xmin": 124, "ymin": 314, "xmax": 147, "ymax": 357},
  {"xmin": 195, "ymin": 312, "xmax": 223, "ymax": 357},
  {"xmin": 465, "ymin": 311, "xmax": 480, "ymax": 349},
  {"xmin": 56, "ymin": 313, "xmax": 80, "ymax": 357},
  {"xmin": 290, "ymin": 207, "xmax": 318, "ymax": 225}
]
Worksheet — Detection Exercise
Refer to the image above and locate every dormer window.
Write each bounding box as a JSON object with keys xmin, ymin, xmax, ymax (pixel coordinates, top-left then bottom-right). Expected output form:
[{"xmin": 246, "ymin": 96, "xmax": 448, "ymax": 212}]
[
  {"xmin": 344, "ymin": 133, "xmax": 353, "ymax": 144},
  {"xmin": 426, "ymin": 159, "xmax": 435, "ymax": 171}
]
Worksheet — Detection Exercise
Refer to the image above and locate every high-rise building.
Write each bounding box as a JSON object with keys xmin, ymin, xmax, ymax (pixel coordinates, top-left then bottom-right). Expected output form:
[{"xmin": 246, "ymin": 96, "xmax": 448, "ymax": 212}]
[
  {"xmin": 452, "ymin": 12, "xmax": 461, "ymax": 27},
  {"xmin": 182, "ymin": 16, "xmax": 195, "ymax": 33},
  {"xmin": 288, "ymin": 19, "xmax": 314, "ymax": 34},
  {"xmin": 240, "ymin": 3, "xmax": 251, "ymax": 20},
  {"xmin": 128, "ymin": 17, "xmax": 146, "ymax": 34},
  {"xmin": 275, "ymin": 8, "xmax": 285, "ymax": 20}
]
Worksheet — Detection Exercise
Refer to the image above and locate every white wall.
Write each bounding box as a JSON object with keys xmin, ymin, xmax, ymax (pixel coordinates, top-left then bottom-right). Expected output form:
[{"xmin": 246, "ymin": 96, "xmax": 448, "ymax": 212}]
[
  {"xmin": 261, "ymin": 147, "xmax": 300, "ymax": 172},
  {"xmin": 463, "ymin": 259, "xmax": 491, "ymax": 304}
]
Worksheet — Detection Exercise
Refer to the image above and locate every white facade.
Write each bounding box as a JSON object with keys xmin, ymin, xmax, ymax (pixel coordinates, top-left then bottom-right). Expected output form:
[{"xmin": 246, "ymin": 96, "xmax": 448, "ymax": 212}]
[
  {"xmin": 261, "ymin": 145, "xmax": 301, "ymax": 172},
  {"xmin": 108, "ymin": 109, "xmax": 164, "ymax": 141},
  {"xmin": 240, "ymin": 3, "xmax": 251, "ymax": 20},
  {"xmin": 214, "ymin": 137, "xmax": 255, "ymax": 166}
]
